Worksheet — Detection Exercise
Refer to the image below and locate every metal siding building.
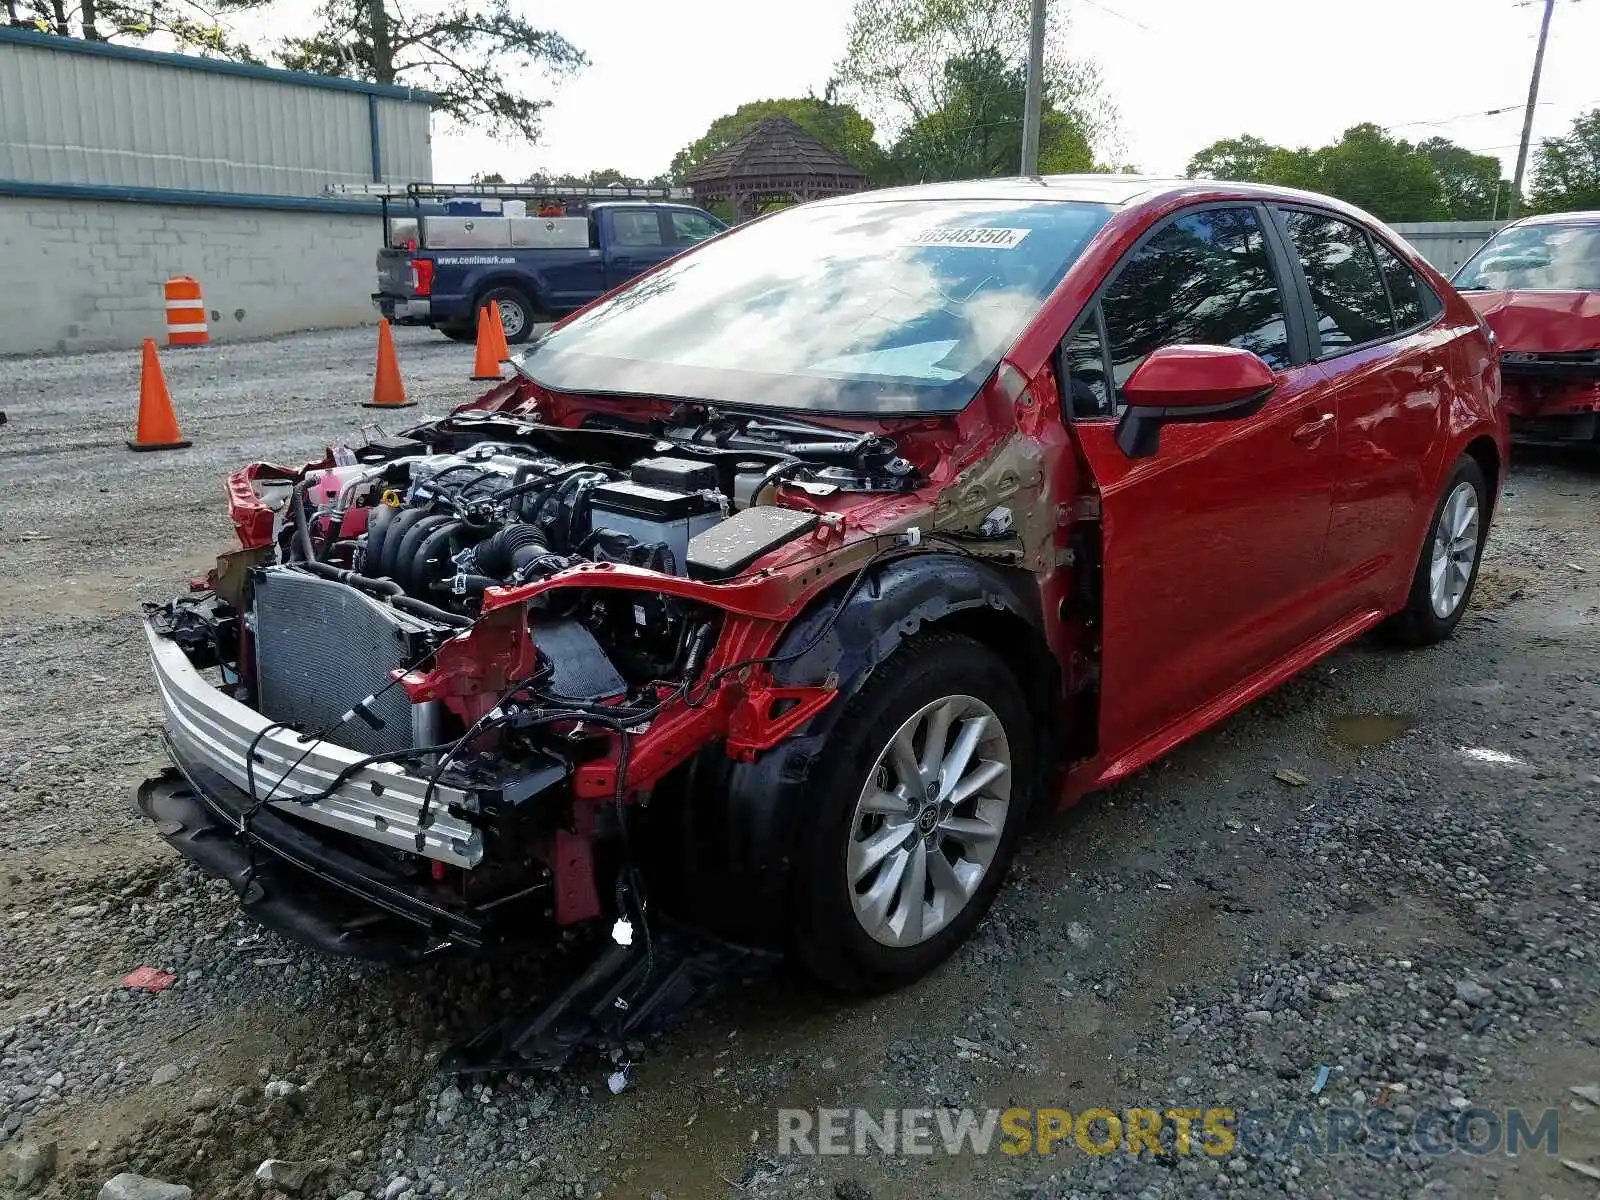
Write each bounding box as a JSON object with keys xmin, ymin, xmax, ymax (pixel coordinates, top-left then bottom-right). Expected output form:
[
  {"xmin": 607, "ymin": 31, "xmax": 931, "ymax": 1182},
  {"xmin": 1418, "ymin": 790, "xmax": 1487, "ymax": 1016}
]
[
  {"xmin": 0, "ymin": 28, "xmax": 434, "ymax": 354},
  {"xmin": 1390, "ymin": 220, "xmax": 1510, "ymax": 278},
  {"xmin": 0, "ymin": 30, "xmax": 431, "ymax": 192}
]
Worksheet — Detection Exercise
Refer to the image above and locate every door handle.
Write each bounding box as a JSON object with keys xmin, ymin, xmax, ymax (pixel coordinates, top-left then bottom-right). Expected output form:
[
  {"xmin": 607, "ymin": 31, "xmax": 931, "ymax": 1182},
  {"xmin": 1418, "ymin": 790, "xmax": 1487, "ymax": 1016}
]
[
  {"xmin": 1419, "ymin": 365, "xmax": 1447, "ymax": 384},
  {"xmin": 1291, "ymin": 413, "xmax": 1335, "ymax": 443}
]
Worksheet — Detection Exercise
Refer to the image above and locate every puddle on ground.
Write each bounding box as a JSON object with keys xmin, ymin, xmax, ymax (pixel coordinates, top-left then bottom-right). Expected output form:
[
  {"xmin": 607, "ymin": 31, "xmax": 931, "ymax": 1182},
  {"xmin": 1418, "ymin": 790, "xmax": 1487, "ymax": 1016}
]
[{"xmin": 1327, "ymin": 713, "xmax": 1416, "ymax": 747}]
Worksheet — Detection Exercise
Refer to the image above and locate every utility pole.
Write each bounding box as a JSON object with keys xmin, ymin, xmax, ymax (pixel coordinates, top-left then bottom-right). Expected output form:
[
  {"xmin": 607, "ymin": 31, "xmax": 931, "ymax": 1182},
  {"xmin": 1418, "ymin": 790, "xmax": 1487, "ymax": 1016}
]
[
  {"xmin": 1508, "ymin": 0, "xmax": 1555, "ymax": 218},
  {"xmin": 1020, "ymin": 0, "xmax": 1047, "ymax": 176}
]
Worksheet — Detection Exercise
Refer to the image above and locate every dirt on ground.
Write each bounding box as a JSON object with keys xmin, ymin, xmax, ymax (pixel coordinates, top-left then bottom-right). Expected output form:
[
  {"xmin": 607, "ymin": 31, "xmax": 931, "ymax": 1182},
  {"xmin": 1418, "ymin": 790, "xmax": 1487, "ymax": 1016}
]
[{"xmin": 1, "ymin": 328, "xmax": 1598, "ymax": 1200}]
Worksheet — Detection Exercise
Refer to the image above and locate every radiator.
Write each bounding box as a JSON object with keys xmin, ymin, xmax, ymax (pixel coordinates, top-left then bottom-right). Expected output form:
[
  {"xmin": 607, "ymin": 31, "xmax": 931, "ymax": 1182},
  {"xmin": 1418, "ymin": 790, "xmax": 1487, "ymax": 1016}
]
[{"xmin": 252, "ymin": 568, "xmax": 435, "ymax": 757}]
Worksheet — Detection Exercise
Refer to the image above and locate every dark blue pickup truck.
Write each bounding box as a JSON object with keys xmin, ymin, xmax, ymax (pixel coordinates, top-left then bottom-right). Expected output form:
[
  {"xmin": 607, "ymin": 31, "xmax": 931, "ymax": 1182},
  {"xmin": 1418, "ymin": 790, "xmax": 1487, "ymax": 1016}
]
[{"xmin": 373, "ymin": 191, "xmax": 725, "ymax": 344}]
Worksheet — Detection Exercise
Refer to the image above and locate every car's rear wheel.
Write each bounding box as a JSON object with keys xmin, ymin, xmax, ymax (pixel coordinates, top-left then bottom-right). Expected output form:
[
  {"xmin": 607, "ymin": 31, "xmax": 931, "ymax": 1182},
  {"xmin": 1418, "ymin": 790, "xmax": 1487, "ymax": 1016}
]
[
  {"xmin": 789, "ymin": 633, "xmax": 1033, "ymax": 992},
  {"xmin": 478, "ymin": 286, "xmax": 539, "ymax": 344},
  {"xmin": 1382, "ymin": 455, "xmax": 1488, "ymax": 646}
]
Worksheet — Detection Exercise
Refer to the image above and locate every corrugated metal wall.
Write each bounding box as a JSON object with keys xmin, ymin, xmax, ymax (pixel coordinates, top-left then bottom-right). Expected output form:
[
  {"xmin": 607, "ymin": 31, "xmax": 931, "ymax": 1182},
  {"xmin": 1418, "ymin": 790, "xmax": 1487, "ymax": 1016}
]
[
  {"xmin": 0, "ymin": 35, "xmax": 430, "ymax": 194},
  {"xmin": 1390, "ymin": 220, "xmax": 1510, "ymax": 277}
]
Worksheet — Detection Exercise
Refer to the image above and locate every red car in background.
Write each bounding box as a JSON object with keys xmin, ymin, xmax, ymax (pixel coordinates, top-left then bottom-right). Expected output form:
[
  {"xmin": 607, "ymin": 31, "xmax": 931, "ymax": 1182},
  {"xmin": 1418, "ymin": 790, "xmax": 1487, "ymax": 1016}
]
[
  {"xmin": 1454, "ymin": 211, "xmax": 1600, "ymax": 448},
  {"xmin": 139, "ymin": 177, "xmax": 1505, "ymax": 1033}
]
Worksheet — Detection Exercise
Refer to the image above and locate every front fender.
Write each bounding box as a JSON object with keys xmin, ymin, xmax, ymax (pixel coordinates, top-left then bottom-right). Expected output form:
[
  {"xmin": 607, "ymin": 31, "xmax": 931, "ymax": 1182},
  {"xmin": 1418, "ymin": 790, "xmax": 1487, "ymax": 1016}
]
[
  {"xmin": 771, "ymin": 551, "xmax": 1046, "ymax": 699},
  {"xmin": 662, "ymin": 552, "xmax": 1048, "ymax": 942}
]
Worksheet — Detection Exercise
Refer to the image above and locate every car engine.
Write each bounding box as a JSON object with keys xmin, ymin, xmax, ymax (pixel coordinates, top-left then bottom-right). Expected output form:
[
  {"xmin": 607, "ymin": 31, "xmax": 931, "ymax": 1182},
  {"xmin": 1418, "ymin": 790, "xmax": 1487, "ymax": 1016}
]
[{"xmin": 166, "ymin": 408, "xmax": 919, "ymax": 765}]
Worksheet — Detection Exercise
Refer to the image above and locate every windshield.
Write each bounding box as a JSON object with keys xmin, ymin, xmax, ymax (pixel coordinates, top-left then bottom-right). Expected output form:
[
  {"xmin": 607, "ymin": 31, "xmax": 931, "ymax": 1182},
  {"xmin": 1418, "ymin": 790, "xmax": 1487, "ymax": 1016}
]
[
  {"xmin": 514, "ymin": 198, "xmax": 1113, "ymax": 414},
  {"xmin": 1453, "ymin": 220, "xmax": 1600, "ymax": 292}
]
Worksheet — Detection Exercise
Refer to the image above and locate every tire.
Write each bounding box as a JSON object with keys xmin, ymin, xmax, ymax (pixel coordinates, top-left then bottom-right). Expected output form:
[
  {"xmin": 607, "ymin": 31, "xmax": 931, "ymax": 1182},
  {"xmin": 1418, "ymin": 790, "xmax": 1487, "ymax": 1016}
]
[
  {"xmin": 785, "ymin": 633, "xmax": 1034, "ymax": 992},
  {"xmin": 1381, "ymin": 454, "xmax": 1489, "ymax": 646},
  {"xmin": 477, "ymin": 286, "xmax": 540, "ymax": 345}
]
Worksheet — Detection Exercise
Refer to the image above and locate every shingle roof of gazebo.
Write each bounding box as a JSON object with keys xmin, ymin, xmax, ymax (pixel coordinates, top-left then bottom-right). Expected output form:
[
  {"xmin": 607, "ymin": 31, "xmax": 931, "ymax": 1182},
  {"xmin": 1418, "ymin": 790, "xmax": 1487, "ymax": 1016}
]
[{"xmin": 683, "ymin": 115, "xmax": 865, "ymax": 186}]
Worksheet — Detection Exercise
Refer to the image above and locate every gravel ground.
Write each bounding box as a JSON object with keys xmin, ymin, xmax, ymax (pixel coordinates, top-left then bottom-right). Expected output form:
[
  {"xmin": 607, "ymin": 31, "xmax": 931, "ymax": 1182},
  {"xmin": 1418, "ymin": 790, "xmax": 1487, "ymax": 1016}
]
[{"xmin": 1, "ymin": 327, "xmax": 1597, "ymax": 1200}]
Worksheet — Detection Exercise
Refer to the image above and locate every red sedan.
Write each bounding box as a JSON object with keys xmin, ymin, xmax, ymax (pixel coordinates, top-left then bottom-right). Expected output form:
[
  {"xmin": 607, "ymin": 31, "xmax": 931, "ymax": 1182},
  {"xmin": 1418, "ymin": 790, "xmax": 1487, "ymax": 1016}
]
[
  {"xmin": 1453, "ymin": 210, "xmax": 1600, "ymax": 447},
  {"xmin": 139, "ymin": 176, "xmax": 1505, "ymax": 1030}
]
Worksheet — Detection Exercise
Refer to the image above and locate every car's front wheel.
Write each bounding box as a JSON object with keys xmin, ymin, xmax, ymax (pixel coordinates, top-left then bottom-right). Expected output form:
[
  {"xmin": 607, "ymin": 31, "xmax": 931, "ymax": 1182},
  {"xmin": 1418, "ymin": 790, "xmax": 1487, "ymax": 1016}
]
[
  {"xmin": 789, "ymin": 633, "xmax": 1033, "ymax": 992},
  {"xmin": 1382, "ymin": 454, "xmax": 1489, "ymax": 645}
]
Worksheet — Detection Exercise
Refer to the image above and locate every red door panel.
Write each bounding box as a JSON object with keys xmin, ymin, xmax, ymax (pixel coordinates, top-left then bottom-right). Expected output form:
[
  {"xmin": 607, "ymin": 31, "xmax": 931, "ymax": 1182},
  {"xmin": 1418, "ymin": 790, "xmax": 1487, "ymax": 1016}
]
[
  {"xmin": 1321, "ymin": 328, "xmax": 1452, "ymax": 608},
  {"xmin": 1073, "ymin": 363, "xmax": 1340, "ymax": 761}
]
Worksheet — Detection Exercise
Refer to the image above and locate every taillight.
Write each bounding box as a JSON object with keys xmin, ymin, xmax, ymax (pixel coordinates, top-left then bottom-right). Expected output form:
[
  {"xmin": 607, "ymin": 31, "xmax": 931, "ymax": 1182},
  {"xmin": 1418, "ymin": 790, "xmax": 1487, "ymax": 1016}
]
[{"xmin": 410, "ymin": 258, "xmax": 433, "ymax": 297}]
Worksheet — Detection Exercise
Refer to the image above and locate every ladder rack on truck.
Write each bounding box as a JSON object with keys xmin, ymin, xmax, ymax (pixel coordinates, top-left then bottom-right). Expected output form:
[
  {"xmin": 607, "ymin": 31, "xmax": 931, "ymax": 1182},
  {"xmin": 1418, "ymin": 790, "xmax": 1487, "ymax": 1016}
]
[{"xmin": 326, "ymin": 182, "xmax": 696, "ymax": 250}]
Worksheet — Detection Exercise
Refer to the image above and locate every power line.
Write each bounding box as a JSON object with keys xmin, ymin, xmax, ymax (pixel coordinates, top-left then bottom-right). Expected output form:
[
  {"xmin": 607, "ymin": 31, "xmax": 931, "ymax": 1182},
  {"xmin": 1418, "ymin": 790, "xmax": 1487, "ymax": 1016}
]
[
  {"xmin": 1078, "ymin": 0, "xmax": 1155, "ymax": 32},
  {"xmin": 1386, "ymin": 104, "xmax": 1531, "ymax": 130}
]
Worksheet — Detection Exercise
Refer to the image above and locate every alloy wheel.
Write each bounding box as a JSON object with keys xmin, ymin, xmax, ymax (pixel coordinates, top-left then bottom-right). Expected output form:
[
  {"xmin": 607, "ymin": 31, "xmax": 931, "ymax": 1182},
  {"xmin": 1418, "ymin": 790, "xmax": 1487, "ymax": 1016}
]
[
  {"xmin": 846, "ymin": 694, "xmax": 1012, "ymax": 948},
  {"xmin": 497, "ymin": 300, "xmax": 527, "ymax": 340},
  {"xmin": 1429, "ymin": 480, "xmax": 1481, "ymax": 619}
]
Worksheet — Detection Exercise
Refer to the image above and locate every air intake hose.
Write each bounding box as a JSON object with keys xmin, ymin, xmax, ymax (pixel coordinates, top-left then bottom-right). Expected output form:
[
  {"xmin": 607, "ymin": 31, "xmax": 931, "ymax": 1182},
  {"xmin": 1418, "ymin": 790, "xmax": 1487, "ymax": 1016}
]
[{"xmin": 474, "ymin": 523, "xmax": 564, "ymax": 582}]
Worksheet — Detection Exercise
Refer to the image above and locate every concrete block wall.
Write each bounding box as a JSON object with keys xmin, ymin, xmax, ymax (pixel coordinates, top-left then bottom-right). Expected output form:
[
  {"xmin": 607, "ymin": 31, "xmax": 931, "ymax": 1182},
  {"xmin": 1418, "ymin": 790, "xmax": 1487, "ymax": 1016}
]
[{"xmin": 0, "ymin": 196, "xmax": 384, "ymax": 355}]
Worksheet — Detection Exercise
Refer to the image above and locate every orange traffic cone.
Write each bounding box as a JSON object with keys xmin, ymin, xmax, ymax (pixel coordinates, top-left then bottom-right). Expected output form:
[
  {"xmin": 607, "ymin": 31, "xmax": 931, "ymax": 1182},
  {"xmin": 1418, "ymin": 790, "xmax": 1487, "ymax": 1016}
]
[
  {"xmin": 364, "ymin": 319, "xmax": 414, "ymax": 408},
  {"xmin": 471, "ymin": 305, "xmax": 504, "ymax": 382},
  {"xmin": 487, "ymin": 300, "xmax": 512, "ymax": 363},
  {"xmin": 127, "ymin": 339, "xmax": 191, "ymax": 452}
]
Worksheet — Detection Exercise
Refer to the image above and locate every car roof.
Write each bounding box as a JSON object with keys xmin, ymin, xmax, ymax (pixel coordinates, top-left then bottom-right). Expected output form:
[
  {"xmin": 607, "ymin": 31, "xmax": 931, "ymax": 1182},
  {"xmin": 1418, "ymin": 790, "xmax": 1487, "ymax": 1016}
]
[
  {"xmin": 1506, "ymin": 209, "xmax": 1600, "ymax": 227},
  {"xmin": 813, "ymin": 174, "xmax": 1389, "ymax": 217},
  {"xmin": 588, "ymin": 201, "xmax": 706, "ymax": 212}
]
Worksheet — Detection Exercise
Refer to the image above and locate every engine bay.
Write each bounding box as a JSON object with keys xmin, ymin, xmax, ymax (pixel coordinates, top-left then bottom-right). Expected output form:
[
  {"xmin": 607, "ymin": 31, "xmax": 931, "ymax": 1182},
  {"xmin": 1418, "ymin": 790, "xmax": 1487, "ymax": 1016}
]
[
  {"xmin": 298, "ymin": 408, "xmax": 909, "ymax": 599},
  {"xmin": 152, "ymin": 405, "xmax": 918, "ymax": 811}
]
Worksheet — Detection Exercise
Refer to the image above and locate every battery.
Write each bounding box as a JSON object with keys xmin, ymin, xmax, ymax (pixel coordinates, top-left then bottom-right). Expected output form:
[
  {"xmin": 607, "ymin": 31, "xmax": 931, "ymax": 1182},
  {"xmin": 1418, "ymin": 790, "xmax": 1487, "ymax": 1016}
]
[
  {"xmin": 588, "ymin": 480, "xmax": 723, "ymax": 574},
  {"xmin": 629, "ymin": 456, "xmax": 718, "ymax": 493}
]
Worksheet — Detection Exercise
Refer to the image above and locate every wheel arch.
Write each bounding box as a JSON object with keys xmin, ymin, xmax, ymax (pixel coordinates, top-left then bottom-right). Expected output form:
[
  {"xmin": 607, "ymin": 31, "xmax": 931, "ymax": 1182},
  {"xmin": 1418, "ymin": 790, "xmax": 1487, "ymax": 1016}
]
[
  {"xmin": 1463, "ymin": 433, "xmax": 1501, "ymax": 521},
  {"xmin": 470, "ymin": 273, "xmax": 544, "ymax": 314},
  {"xmin": 644, "ymin": 553, "xmax": 1059, "ymax": 943},
  {"xmin": 783, "ymin": 552, "xmax": 1060, "ymax": 792}
]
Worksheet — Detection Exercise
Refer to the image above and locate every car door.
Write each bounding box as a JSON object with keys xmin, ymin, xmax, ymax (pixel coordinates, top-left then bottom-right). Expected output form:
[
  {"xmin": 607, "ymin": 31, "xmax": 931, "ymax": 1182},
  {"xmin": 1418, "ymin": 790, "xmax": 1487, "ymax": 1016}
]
[
  {"xmin": 1062, "ymin": 204, "xmax": 1343, "ymax": 759},
  {"xmin": 666, "ymin": 208, "xmax": 725, "ymax": 249},
  {"xmin": 602, "ymin": 208, "xmax": 678, "ymax": 288},
  {"xmin": 1272, "ymin": 207, "xmax": 1452, "ymax": 611}
]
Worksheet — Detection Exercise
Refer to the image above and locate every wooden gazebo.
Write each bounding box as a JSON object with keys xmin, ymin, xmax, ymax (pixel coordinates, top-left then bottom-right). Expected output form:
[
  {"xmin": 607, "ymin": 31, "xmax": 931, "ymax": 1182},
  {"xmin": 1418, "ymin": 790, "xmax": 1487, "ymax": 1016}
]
[{"xmin": 685, "ymin": 116, "xmax": 867, "ymax": 221}]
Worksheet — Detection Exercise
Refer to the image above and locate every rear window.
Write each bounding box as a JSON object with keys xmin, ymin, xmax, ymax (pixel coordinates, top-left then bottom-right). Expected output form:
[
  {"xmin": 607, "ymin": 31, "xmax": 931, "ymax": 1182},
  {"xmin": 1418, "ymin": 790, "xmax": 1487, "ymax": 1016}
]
[
  {"xmin": 1280, "ymin": 210, "xmax": 1393, "ymax": 353},
  {"xmin": 1373, "ymin": 240, "xmax": 1431, "ymax": 329}
]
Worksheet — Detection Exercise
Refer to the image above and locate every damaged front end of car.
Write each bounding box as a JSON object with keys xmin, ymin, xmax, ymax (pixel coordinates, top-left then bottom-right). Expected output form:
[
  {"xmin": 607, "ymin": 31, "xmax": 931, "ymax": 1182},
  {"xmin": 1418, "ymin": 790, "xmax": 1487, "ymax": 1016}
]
[
  {"xmin": 1465, "ymin": 290, "xmax": 1600, "ymax": 446},
  {"xmin": 135, "ymin": 393, "xmax": 951, "ymax": 967}
]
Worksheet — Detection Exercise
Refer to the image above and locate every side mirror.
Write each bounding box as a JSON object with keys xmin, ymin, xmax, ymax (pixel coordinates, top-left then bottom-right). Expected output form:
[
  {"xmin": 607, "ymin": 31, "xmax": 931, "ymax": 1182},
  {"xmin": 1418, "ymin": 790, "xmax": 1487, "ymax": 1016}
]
[{"xmin": 1115, "ymin": 344, "xmax": 1277, "ymax": 459}]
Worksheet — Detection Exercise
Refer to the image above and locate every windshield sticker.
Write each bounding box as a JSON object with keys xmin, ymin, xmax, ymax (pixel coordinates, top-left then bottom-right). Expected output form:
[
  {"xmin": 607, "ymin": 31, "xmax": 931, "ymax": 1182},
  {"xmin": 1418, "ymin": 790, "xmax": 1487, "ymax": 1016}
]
[{"xmin": 908, "ymin": 226, "xmax": 1030, "ymax": 249}]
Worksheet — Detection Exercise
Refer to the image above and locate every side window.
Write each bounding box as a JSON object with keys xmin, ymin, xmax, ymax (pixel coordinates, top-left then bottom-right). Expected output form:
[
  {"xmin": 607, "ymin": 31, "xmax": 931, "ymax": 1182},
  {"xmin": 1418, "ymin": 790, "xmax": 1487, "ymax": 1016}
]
[
  {"xmin": 1372, "ymin": 239, "xmax": 1432, "ymax": 330},
  {"xmin": 1099, "ymin": 207, "xmax": 1290, "ymax": 407},
  {"xmin": 611, "ymin": 211, "xmax": 665, "ymax": 248},
  {"xmin": 669, "ymin": 211, "xmax": 721, "ymax": 246},
  {"xmin": 1280, "ymin": 210, "xmax": 1393, "ymax": 353}
]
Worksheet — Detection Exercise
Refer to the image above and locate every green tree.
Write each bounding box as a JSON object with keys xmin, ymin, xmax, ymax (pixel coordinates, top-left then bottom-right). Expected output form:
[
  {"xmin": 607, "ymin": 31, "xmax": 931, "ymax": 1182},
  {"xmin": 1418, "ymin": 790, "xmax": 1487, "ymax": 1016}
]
[
  {"xmin": 1418, "ymin": 137, "xmax": 1507, "ymax": 219},
  {"xmin": 669, "ymin": 96, "xmax": 885, "ymax": 183},
  {"xmin": 1186, "ymin": 135, "xmax": 1280, "ymax": 183},
  {"xmin": 1259, "ymin": 145, "xmax": 1322, "ymax": 193},
  {"xmin": 14, "ymin": 0, "xmax": 264, "ymax": 57},
  {"xmin": 882, "ymin": 47, "xmax": 1090, "ymax": 184},
  {"xmin": 833, "ymin": 0, "xmax": 1116, "ymax": 172},
  {"xmin": 1528, "ymin": 109, "xmax": 1600, "ymax": 214},
  {"xmin": 1182, "ymin": 125, "xmax": 1450, "ymax": 222},
  {"xmin": 1312, "ymin": 124, "xmax": 1443, "ymax": 221},
  {"xmin": 278, "ymin": 0, "xmax": 585, "ymax": 144}
]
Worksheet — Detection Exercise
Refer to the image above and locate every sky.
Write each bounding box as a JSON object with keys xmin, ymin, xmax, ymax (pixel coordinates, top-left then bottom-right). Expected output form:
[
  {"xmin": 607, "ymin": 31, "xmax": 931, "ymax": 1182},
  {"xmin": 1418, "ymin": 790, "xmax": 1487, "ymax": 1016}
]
[{"xmin": 418, "ymin": 0, "xmax": 1600, "ymax": 190}]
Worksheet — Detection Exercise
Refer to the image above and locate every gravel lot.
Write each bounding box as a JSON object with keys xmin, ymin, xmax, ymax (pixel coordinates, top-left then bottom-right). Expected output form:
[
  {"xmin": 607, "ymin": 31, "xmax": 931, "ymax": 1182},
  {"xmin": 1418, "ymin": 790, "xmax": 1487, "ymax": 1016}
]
[{"xmin": 1, "ymin": 326, "xmax": 1597, "ymax": 1200}]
